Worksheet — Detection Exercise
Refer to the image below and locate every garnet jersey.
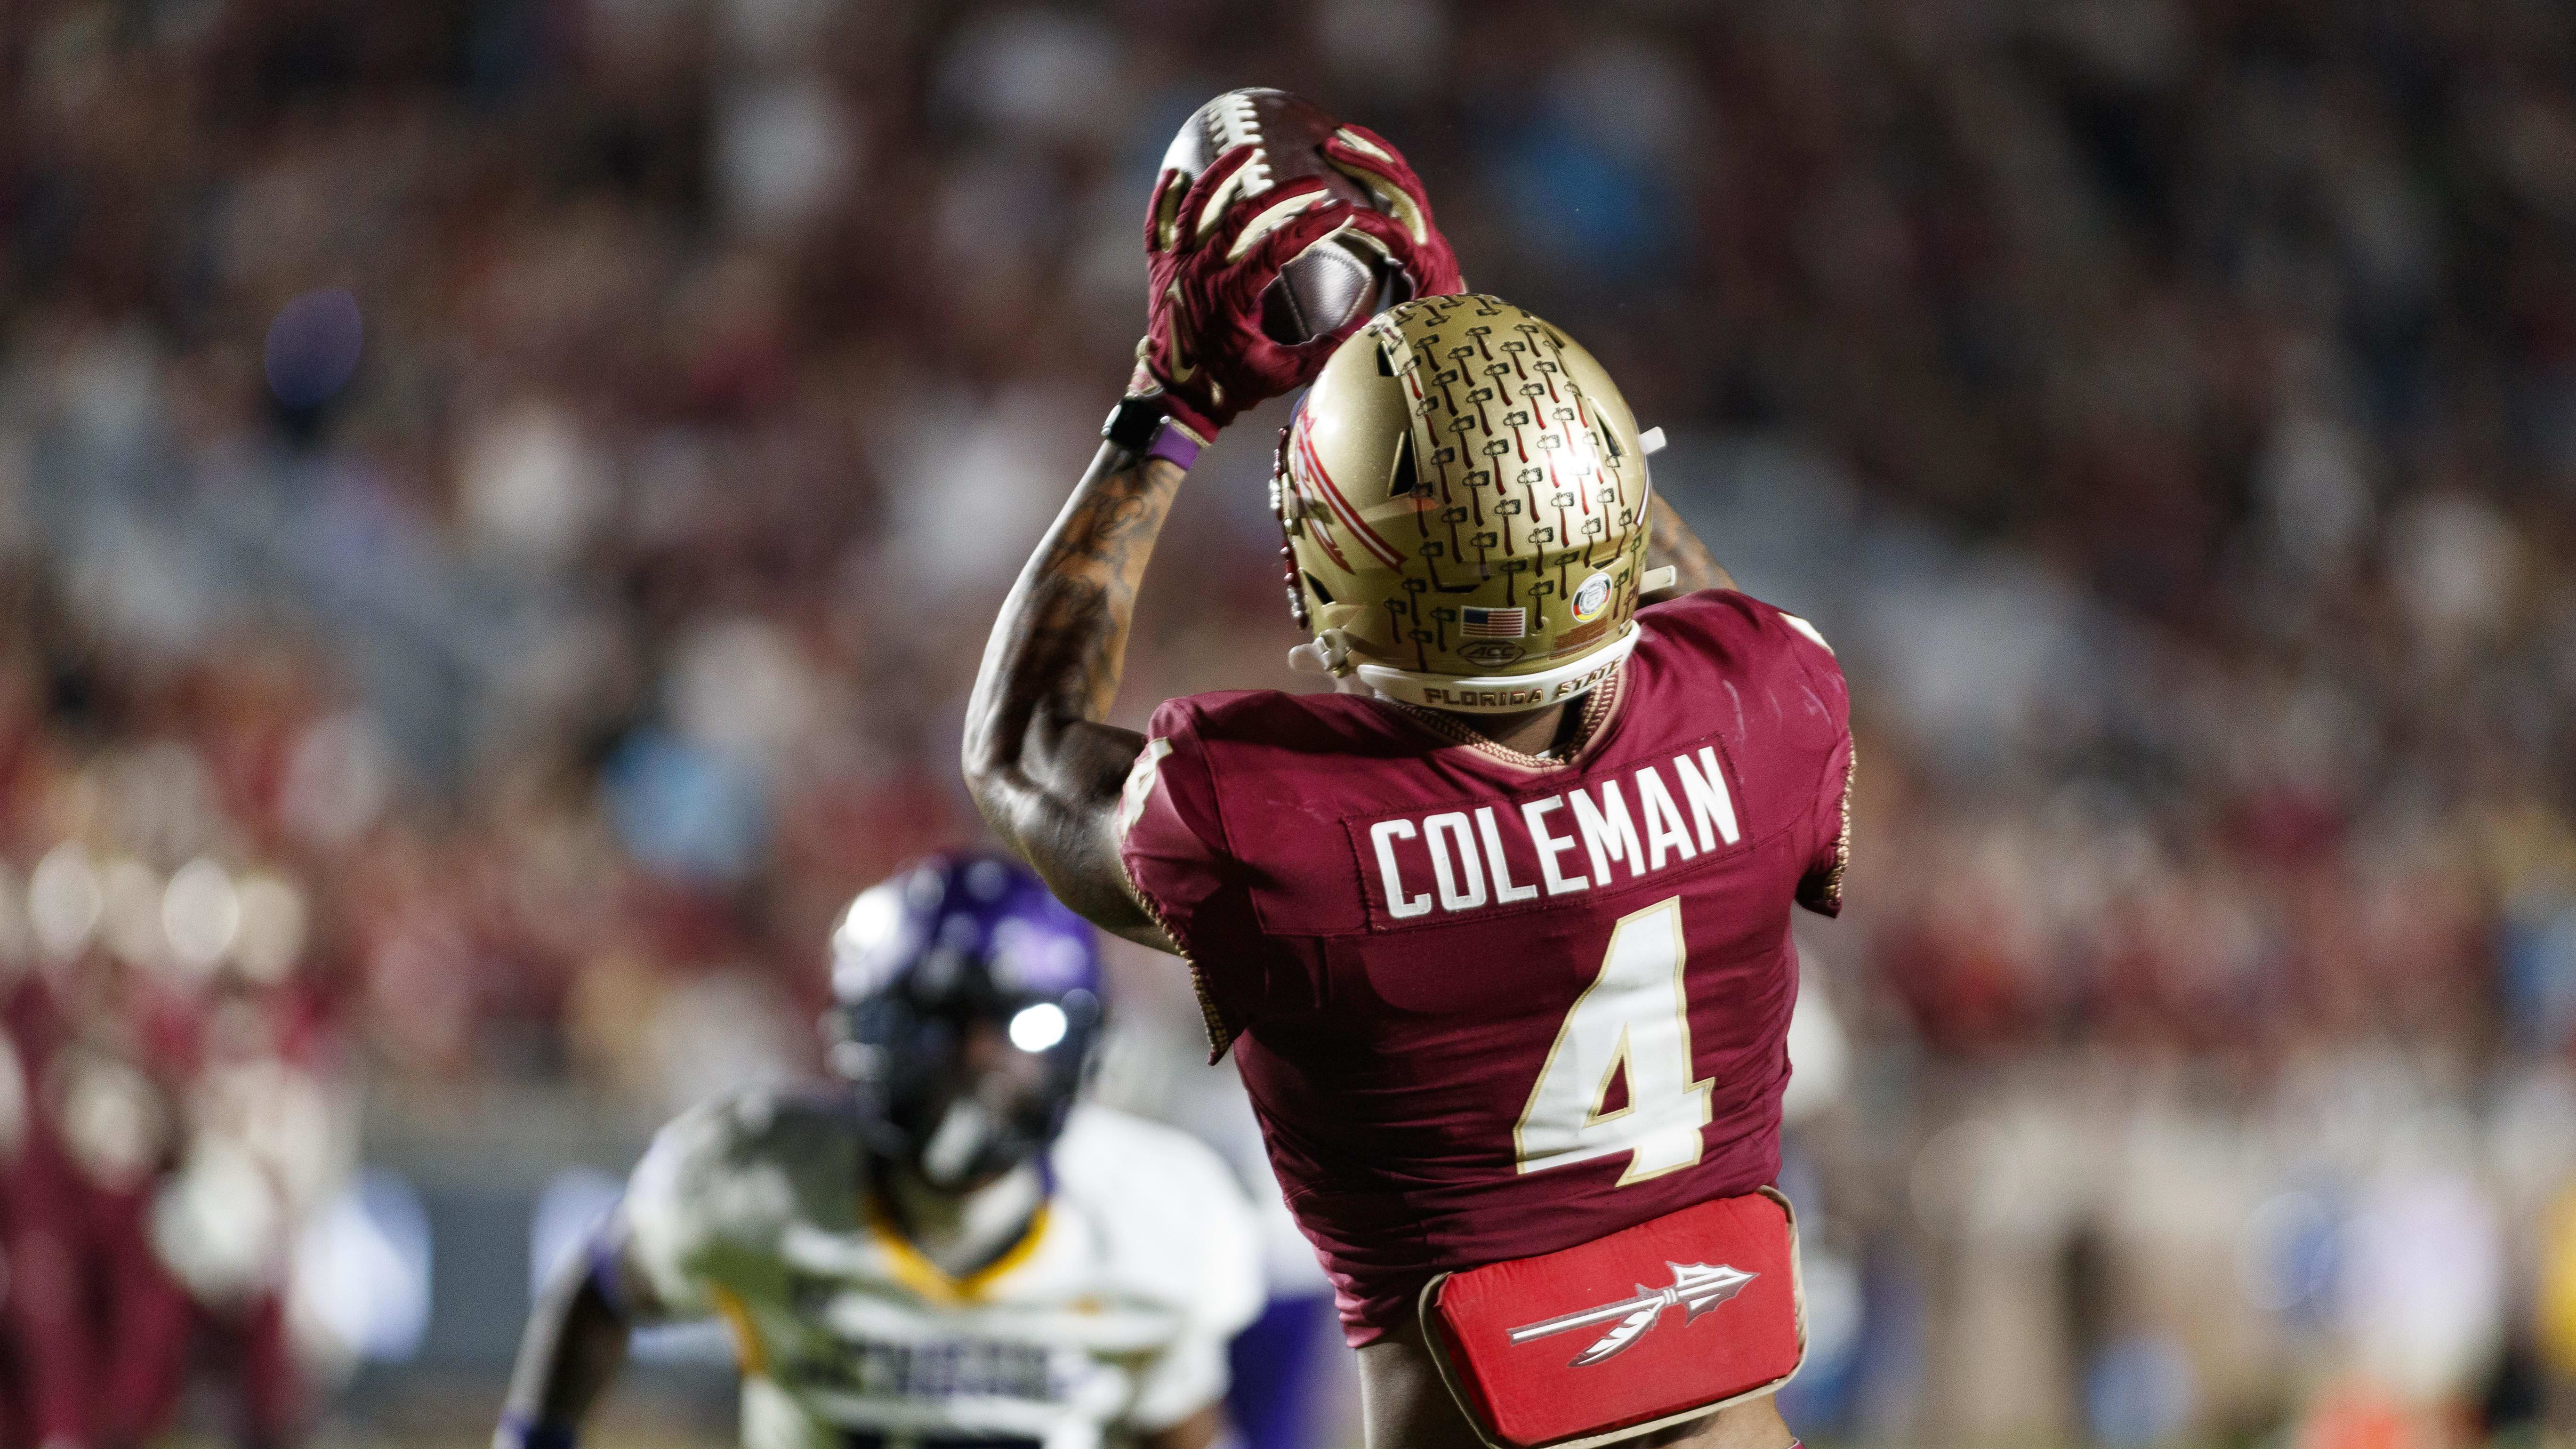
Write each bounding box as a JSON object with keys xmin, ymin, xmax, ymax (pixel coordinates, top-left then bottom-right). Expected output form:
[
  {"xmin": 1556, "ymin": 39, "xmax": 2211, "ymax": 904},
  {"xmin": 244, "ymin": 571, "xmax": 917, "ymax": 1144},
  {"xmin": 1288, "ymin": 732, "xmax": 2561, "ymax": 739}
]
[{"xmin": 1117, "ymin": 589, "xmax": 1852, "ymax": 1344}]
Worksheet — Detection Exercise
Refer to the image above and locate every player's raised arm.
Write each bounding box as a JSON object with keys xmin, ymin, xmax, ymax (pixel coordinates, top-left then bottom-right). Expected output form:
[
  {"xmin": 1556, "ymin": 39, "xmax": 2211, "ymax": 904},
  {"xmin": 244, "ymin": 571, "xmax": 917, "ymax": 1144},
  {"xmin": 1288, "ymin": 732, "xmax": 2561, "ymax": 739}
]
[
  {"xmin": 964, "ymin": 126, "xmax": 1457, "ymax": 942},
  {"xmin": 1647, "ymin": 491, "xmax": 1734, "ymax": 599},
  {"xmin": 963, "ymin": 438, "xmax": 1190, "ymax": 945}
]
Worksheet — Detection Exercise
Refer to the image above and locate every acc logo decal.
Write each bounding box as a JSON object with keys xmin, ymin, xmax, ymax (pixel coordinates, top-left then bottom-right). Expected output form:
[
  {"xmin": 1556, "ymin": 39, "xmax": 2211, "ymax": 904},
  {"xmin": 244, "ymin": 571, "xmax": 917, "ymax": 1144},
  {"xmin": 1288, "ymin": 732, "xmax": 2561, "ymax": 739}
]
[
  {"xmin": 1570, "ymin": 571, "xmax": 1614, "ymax": 625},
  {"xmin": 1506, "ymin": 1261, "xmax": 1755, "ymax": 1366}
]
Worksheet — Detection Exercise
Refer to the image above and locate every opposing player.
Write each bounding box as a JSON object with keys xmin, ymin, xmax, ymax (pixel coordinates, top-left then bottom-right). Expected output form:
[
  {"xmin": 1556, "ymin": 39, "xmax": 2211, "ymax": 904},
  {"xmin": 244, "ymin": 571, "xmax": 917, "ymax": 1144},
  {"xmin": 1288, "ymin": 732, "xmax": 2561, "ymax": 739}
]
[
  {"xmin": 494, "ymin": 852, "xmax": 1262, "ymax": 1449},
  {"xmin": 962, "ymin": 135, "xmax": 1847, "ymax": 1448}
]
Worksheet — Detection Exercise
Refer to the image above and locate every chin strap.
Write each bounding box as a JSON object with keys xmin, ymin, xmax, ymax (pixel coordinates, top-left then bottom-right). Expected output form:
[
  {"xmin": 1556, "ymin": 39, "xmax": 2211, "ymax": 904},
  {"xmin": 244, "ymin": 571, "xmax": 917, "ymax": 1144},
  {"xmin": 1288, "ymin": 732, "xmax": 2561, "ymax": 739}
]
[{"xmin": 1285, "ymin": 628, "xmax": 1356, "ymax": 676}]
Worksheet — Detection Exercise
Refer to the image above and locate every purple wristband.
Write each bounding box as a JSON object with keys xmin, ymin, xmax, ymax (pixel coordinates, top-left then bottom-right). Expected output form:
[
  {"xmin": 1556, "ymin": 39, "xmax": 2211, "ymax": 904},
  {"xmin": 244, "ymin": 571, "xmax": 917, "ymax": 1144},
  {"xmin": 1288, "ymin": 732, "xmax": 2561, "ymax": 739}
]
[
  {"xmin": 1145, "ymin": 422, "xmax": 1202, "ymax": 471},
  {"xmin": 586, "ymin": 1227, "xmax": 630, "ymax": 1317},
  {"xmin": 497, "ymin": 1412, "xmax": 577, "ymax": 1449}
]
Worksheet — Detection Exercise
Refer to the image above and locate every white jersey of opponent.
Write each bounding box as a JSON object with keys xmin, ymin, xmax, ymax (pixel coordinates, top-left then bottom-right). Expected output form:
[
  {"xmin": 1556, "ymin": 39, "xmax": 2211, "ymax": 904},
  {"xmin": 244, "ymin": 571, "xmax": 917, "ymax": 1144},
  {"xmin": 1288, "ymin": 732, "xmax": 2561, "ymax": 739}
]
[{"xmin": 622, "ymin": 1090, "xmax": 1263, "ymax": 1449}]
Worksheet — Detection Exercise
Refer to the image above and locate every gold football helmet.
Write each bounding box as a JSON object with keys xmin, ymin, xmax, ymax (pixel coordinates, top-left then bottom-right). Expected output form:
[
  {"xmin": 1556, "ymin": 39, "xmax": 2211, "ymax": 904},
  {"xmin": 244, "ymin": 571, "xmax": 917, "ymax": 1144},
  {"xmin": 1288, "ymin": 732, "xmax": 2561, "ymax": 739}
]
[{"xmin": 1272, "ymin": 294, "xmax": 1656, "ymax": 713}]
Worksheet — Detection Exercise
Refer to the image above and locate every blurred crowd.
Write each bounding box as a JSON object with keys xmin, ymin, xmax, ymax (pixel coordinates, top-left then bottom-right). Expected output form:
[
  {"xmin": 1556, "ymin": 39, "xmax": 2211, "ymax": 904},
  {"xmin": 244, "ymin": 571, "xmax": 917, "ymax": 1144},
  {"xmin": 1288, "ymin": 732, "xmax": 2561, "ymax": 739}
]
[{"xmin": 2, "ymin": 0, "xmax": 2576, "ymax": 1442}]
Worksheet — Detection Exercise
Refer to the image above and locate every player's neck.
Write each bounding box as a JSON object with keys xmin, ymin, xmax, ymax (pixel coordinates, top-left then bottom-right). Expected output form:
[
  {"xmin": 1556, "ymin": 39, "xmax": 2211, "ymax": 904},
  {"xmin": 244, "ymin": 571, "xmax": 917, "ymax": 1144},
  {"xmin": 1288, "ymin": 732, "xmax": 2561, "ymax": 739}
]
[
  {"xmin": 1444, "ymin": 700, "xmax": 1580, "ymax": 759},
  {"xmin": 884, "ymin": 1160, "xmax": 1046, "ymax": 1279}
]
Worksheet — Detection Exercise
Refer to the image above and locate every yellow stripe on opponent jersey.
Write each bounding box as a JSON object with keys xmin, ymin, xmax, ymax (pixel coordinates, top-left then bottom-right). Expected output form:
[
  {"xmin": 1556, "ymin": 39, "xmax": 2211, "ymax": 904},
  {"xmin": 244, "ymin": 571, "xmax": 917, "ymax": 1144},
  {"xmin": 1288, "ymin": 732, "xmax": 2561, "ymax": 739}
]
[
  {"xmin": 866, "ymin": 1200, "xmax": 1055, "ymax": 1305},
  {"xmin": 708, "ymin": 1284, "xmax": 769, "ymax": 1377}
]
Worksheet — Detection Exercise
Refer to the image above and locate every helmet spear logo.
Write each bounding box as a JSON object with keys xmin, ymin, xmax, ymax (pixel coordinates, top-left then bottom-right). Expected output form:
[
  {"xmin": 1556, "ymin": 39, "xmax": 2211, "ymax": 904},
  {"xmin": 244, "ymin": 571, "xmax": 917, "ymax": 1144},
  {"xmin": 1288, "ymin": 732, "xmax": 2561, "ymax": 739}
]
[{"xmin": 1505, "ymin": 1262, "xmax": 1757, "ymax": 1367}]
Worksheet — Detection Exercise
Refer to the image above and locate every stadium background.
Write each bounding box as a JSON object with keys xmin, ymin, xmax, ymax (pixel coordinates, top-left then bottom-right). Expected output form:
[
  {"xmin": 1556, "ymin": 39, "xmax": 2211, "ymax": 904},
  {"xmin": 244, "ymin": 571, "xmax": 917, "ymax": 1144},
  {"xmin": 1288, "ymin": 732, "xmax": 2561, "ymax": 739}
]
[{"xmin": 1, "ymin": 0, "xmax": 2573, "ymax": 1444}]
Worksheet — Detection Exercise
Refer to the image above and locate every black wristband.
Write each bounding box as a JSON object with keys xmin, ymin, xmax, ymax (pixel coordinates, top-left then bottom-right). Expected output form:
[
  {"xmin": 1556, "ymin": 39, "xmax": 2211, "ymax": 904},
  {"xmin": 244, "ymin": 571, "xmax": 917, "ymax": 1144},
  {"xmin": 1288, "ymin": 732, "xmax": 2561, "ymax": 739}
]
[{"xmin": 1101, "ymin": 394, "xmax": 1168, "ymax": 455}]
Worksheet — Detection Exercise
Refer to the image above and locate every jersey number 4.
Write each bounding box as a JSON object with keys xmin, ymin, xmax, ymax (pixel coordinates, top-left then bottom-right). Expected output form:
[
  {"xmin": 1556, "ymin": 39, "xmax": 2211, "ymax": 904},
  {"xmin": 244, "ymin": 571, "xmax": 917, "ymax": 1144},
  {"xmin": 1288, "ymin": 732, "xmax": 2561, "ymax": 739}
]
[{"xmin": 1513, "ymin": 896, "xmax": 1714, "ymax": 1186}]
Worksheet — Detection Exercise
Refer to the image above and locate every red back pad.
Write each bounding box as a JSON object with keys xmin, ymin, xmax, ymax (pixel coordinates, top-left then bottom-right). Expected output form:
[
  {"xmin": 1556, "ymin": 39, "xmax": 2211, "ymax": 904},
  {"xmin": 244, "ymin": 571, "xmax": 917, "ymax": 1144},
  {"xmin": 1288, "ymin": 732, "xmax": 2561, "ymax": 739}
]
[{"xmin": 1429, "ymin": 1192, "xmax": 1801, "ymax": 1448}]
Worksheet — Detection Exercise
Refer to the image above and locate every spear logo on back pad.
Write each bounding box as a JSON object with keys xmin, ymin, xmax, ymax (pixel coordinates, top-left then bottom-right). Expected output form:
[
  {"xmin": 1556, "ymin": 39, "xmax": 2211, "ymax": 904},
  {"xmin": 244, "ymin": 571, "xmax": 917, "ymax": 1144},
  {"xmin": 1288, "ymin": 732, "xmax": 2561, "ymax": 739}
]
[{"xmin": 1505, "ymin": 1262, "xmax": 1757, "ymax": 1367}]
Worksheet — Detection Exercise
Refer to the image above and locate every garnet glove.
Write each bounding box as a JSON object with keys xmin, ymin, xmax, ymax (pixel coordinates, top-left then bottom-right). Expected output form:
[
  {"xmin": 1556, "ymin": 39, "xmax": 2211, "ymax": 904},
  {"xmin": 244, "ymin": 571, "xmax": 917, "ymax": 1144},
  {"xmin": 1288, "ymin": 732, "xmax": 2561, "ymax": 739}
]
[
  {"xmin": 1321, "ymin": 123, "xmax": 1465, "ymax": 299},
  {"xmin": 1134, "ymin": 146, "xmax": 1372, "ymax": 440}
]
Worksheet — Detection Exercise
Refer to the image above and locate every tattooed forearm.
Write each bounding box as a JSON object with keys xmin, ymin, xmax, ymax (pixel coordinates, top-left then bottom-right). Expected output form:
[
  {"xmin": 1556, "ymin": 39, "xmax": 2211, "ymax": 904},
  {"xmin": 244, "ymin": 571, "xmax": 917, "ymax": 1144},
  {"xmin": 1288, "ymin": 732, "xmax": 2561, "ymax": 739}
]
[
  {"xmin": 1032, "ymin": 487, "xmax": 1168, "ymax": 716},
  {"xmin": 1645, "ymin": 492, "xmax": 1733, "ymax": 598},
  {"xmin": 973, "ymin": 447, "xmax": 1178, "ymax": 753},
  {"xmin": 963, "ymin": 443, "xmax": 1184, "ymax": 946}
]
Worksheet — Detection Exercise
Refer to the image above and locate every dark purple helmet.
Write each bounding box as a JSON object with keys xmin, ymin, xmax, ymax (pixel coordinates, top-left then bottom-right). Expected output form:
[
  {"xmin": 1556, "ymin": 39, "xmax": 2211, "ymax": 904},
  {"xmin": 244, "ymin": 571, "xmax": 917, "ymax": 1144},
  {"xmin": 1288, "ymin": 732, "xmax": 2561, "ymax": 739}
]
[{"xmin": 825, "ymin": 851, "xmax": 1105, "ymax": 1187}]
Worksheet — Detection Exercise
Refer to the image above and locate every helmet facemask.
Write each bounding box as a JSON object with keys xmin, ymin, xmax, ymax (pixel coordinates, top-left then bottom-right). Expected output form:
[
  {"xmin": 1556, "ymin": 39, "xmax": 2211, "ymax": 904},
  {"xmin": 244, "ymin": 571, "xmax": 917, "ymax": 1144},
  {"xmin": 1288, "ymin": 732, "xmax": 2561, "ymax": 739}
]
[
  {"xmin": 839, "ymin": 984, "xmax": 1102, "ymax": 1190},
  {"xmin": 825, "ymin": 855, "xmax": 1105, "ymax": 1191}
]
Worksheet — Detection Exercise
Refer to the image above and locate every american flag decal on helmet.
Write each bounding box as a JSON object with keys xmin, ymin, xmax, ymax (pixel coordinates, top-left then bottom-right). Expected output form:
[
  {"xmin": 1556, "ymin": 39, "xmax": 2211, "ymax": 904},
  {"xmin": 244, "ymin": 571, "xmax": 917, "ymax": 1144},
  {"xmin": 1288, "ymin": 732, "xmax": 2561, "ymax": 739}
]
[{"xmin": 1460, "ymin": 606, "xmax": 1527, "ymax": 638}]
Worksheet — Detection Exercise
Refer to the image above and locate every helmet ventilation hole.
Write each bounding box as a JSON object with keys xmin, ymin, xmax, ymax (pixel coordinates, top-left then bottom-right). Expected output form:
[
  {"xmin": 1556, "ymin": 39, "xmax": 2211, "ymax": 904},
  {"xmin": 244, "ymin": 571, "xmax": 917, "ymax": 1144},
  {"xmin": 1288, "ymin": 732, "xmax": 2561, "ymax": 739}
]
[
  {"xmin": 1304, "ymin": 572, "xmax": 1336, "ymax": 605},
  {"xmin": 1387, "ymin": 433, "xmax": 1419, "ymax": 498}
]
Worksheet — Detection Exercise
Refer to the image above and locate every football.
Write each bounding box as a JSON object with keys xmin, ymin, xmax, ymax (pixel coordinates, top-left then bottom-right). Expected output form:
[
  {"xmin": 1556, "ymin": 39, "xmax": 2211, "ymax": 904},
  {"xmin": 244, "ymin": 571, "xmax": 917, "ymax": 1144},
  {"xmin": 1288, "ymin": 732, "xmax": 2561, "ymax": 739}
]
[{"xmin": 1161, "ymin": 88, "xmax": 1403, "ymax": 345}]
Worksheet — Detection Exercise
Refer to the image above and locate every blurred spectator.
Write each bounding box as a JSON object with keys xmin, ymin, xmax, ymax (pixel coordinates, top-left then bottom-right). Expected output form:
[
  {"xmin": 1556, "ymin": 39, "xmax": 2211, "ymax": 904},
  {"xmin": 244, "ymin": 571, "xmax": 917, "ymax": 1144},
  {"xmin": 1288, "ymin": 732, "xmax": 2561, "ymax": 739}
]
[{"xmin": 0, "ymin": 0, "xmax": 2575, "ymax": 1442}]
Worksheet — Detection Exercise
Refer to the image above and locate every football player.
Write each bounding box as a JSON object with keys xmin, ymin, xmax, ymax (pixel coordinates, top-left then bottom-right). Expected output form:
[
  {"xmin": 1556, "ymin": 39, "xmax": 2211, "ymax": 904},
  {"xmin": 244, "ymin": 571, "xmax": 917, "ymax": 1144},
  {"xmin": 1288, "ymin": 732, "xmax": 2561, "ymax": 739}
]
[
  {"xmin": 494, "ymin": 852, "xmax": 1263, "ymax": 1449},
  {"xmin": 962, "ymin": 137, "xmax": 1844, "ymax": 1448}
]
